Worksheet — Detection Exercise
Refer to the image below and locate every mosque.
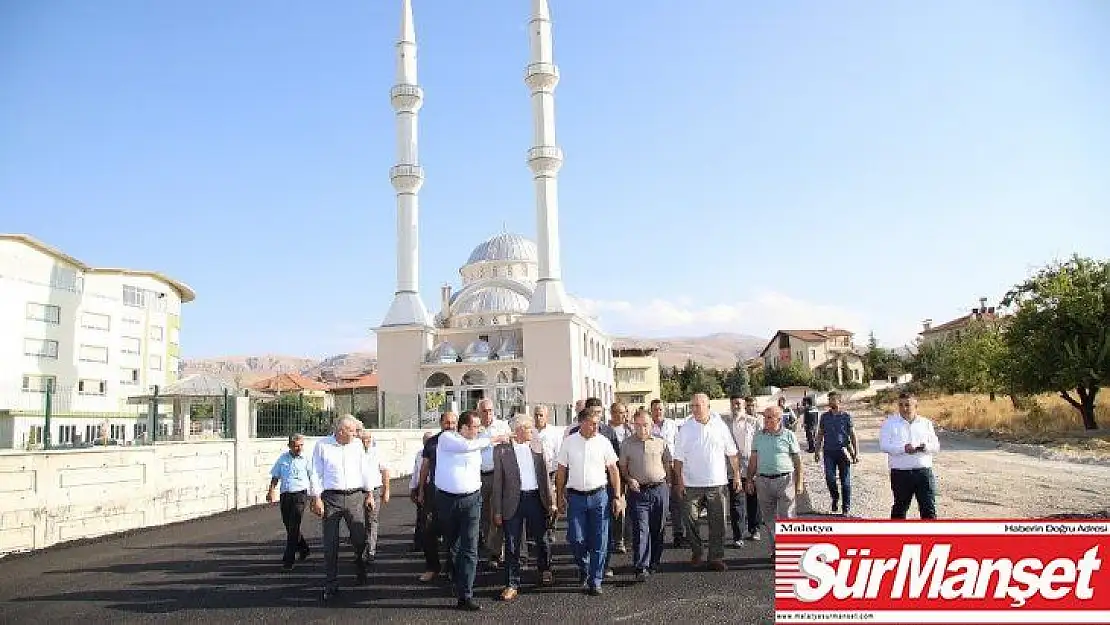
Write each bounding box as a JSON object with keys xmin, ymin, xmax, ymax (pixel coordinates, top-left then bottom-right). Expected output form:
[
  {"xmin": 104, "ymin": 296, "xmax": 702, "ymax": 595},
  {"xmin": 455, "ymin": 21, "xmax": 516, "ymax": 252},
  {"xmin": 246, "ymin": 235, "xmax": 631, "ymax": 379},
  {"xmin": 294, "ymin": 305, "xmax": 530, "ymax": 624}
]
[{"xmin": 374, "ymin": 0, "xmax": 613, "ymax": 424}]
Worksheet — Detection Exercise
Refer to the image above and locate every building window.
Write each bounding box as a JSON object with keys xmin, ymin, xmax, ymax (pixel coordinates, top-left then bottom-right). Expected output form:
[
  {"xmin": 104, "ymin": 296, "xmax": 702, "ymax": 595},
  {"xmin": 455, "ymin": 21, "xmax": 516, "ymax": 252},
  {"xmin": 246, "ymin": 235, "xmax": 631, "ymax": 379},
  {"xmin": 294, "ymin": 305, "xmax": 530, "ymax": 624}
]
[
  {"xmin": 58, "ymin": 425, "xmax": 77, "ymax": 445},
  {"xmin": 26, "ymin": 425, "xmax": 44, "ymax": 448},
  {"xmin": 810, "ymin": 348, "xmax": 816, "ymax": 360},
  {"xmin": 168, "ymin": 356, "xmax": 179, "ymax": 375},
  {"xmin": 149, "ymin": 326, "xmax": 163, "ymax": 341},
  {"xmin": 111, "ymin": 424, "xmax": 126, "ymax": 440},
  {"xmin": 120, "ymin": 367, "xmax": 140, "ymax": 385},
  {"xmin": 149, "ymin": 355, "xmax": 162, "ymax": 370},
  {"xmin": 22, "ymin": 374, "xmax": 56, "ymax": 393},
  {"xmin": 81, "ymin": 311, "xmax": 111, "ymax": 331},
  {"xmin": 134, "ymin": 423, "xmax": 148, "ymax": 439},
  {"xmin": 24, "ymin": 338, "xmax": 59, "ymax": 358},
  {"xmin": 615, "ymin": 368, "xmax": 647, "ymax": 384},
  {"xmin": 26, "ymin": 302, "xmax": 61, "ymax": 324},
  {"xmin": 123, "ymin": 285, "xmax": 147, "ymax": 308},
  {"xmin": 78, "ymin": 379, "xmax": 107, "ymax": 395},
  {"xmin": 85, "ymin": 424, "xmax": 100, "ymax": 442},
  {"xmin": 121, "ymin": 336, "xmax": 141, "ymax": 355},
  {"xmin": 625, "ymin": 393, "xmax": 646, "ymax": 404},
  {"xmin": 79, "ymin": 344, "xmax": 109, "ymax": 363}
]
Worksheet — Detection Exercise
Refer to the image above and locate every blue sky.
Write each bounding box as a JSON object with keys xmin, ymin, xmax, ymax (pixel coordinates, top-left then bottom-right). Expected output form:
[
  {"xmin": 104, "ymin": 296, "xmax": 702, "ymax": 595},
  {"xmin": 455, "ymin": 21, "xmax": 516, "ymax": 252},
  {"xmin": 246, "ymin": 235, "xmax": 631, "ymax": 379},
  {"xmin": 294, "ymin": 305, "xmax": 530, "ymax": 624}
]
[{"xmin": 2, "ymin": 0, "xmax": 1107, "ymax": 359}]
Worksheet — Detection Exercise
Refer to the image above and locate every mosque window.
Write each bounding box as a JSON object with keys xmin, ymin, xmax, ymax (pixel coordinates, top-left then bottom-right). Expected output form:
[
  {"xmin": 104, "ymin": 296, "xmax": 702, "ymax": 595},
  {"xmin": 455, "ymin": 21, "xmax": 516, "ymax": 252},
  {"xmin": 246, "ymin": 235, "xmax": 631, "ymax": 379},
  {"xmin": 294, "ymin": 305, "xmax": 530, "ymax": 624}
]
[
  {"xmin": 506, "ymin": 266, "xmax": 513, "ymax": 277},
  {"xmin": 477, "ymin": 317, "xmax": 485, "ymax": 325}
]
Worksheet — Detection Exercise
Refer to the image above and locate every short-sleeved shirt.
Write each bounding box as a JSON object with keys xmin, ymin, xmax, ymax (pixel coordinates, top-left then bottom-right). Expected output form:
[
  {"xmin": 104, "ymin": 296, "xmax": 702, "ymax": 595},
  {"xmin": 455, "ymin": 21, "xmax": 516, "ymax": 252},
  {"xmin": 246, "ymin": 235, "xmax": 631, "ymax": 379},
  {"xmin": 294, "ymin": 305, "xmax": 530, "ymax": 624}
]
[
  {"xmin": 270, "ymin": 451, "xmax": 312, "ymax": 493},
  {"xmin": 619, "ymin": 435, "xmax": 672, "ymax": 485},
  {"xmin": 819, "ymin": 411, "xmax": 854, "ymax": 452},
  {"xmin": 752, "ymin": 428, "xmax": 801, "ymax": 476},
  {"xmin": 673, "ymin": 417, "xmax": 739, "ymax": 488},
  {"xmin": 557, "ymin": 432, "xmax": 618, "ymax": 492}
]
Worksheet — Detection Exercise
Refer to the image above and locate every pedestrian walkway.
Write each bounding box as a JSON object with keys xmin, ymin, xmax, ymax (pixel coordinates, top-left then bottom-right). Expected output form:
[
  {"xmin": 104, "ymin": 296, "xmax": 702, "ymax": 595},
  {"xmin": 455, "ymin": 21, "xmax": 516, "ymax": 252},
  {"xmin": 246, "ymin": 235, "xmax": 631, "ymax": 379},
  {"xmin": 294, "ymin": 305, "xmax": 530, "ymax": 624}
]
[{"xmin": 0, "ymin": 480, "xmax": 774, "ymax": 624}]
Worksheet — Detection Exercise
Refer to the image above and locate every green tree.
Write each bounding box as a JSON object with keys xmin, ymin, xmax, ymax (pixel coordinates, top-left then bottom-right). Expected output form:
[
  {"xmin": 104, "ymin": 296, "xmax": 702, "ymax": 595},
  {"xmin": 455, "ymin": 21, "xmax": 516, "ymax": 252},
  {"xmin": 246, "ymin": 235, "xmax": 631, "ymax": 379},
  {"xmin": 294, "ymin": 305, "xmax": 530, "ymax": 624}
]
[
  {"xmin": 764, "ymin": 362, "xmax": 813, "ymax": 389},
  {"xmin": 661, "ymin": 379, "xmax": 682, "ymax": 403},
  {"xmin": 939, "ymin": 319, "xmax": 1010, "ymax": 401},
  {"xmin": 723, "ymin": 360, "xmax": 752, "ymax": 397},
  {"xmin": 1001, "ymin": 256, "xmax": 1110, "ymax": 430}
]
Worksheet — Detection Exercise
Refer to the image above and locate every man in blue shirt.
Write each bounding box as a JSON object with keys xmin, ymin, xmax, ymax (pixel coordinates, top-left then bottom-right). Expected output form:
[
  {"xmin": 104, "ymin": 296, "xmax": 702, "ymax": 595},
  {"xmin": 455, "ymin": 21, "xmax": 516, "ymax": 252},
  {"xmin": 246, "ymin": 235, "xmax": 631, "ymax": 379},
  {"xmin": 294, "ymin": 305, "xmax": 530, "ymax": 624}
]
[
  {"xmin": 268, "ymin": 433, "xmax": 313, "ymax": 569},
  {"xmin": 814, "ymin": 392, "xmax": 859, "ymax": 515}
]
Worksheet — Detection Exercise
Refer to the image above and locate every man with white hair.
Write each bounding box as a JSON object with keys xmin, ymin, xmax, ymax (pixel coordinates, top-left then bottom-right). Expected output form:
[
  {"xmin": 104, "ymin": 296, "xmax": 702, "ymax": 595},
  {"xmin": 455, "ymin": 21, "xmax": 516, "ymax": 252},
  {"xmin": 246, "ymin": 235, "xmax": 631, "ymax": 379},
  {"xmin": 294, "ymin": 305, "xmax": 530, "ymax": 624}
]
[
  {"xmin": 746, "ymin": 404, "xmax": 804, "ymax": 543},
  {"xmin": 358, "ymin": 427, "xmax": 391, "ymax": 562},
  {"xmin": 491, "ymin": 413, "xmax": 555, "ymax": 601},
  {"xmin": 309, "ymin": 414, "xmax": 376, "ymax": 602},
  {"xmin": 476, "ymin": 397, "xmax": 511, "ymax": 568}
]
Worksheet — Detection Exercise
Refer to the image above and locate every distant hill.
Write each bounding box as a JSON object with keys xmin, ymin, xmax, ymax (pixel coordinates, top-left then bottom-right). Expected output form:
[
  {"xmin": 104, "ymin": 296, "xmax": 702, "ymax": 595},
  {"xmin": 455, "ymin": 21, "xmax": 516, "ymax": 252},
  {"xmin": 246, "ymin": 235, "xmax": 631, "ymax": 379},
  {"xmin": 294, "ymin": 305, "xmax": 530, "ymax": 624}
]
[{"xmin": 182, "ymin": 333, "xmax": 768, "ymax": 384}]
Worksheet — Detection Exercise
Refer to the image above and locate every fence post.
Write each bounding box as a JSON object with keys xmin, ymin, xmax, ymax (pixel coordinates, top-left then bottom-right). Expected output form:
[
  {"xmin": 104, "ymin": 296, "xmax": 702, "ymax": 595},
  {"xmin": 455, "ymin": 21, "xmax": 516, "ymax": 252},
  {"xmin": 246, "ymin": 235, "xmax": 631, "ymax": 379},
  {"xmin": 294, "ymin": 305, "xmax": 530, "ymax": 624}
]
[
  {"xmin": 223, "ymin": 389, "xmax": 231, "ymax": 438},
  {"xmin": 43, "ymin": 386, "xmax": 53, "ymax": 450},
  {"xmin": 150, "ymin": 385, "xmax": 160, "ymax": 443}
]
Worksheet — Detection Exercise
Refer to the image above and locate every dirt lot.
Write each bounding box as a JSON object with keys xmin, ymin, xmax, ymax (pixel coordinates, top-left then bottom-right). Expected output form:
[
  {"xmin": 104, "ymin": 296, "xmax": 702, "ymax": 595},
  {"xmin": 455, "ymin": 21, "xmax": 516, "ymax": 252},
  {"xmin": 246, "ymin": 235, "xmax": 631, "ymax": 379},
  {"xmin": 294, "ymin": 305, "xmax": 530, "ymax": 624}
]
[{"xmin": 798, "ymin": 406, "xmax": 1110, "ymax": 519}]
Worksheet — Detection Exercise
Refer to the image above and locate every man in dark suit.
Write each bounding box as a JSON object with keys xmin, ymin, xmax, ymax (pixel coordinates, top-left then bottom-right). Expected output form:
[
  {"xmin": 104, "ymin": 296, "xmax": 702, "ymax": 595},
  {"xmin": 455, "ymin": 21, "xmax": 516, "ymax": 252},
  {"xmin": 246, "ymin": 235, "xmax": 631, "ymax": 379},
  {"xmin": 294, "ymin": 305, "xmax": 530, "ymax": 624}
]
[{"xmin": 492, "ymin": 413, "xmax": 555, "ymax": 601}]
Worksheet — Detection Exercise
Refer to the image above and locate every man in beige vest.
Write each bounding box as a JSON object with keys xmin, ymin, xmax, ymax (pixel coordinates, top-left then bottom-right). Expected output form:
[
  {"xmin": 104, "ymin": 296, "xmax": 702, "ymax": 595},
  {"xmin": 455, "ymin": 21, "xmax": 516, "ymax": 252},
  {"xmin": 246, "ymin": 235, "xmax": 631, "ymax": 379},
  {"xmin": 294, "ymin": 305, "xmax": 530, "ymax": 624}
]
[{"xmin": 492, "ymin": 414, "xmax": 555, "ymax": 601}]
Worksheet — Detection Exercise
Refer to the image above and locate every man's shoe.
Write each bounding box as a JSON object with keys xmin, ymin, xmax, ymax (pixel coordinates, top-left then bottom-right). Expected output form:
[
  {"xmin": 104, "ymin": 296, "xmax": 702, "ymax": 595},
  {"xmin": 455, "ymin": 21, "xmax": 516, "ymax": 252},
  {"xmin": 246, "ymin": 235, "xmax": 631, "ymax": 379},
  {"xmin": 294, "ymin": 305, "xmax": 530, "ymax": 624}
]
[
  {"xmin": 748, "ymin": 529, "xmax": 762, "ymax": 541},
  {"xmin": 604, "ymin": 568, "xmax": 614, "ymax": 578},
  {"xmin": 843, "ymin": 507, "xmax": 852, "ymax": 516},
  {"xmin": 709, "ymin": 560, "xmax": 729, "ymax": 572},
  {"xmin": 297, "ymin": 548, "xmax": 310, "ymax": 561},
  {"xmin": 281, "ymin": 563, "xmax": 294, "ymax": 571},
  {"xmin": 672, "ymin": 536, "xmax": 684, "ymax": 549},
  {"xmin": 418, "ymin": 571, "xmax": 438, "ymax": 583},
  {"xmin": 614, "ymin": 543, "xmax": 627, "ymax": 554},
  {"xmin": 732, "ymin": 539, "xmax": 744, "ymax": 548},
  {"xmin": 540, "ymin": 570, "xmax": 554, "ymax": 586},
  {"xmin": 321, "ymin": 587, "xmax": 340, "ymax": 602},
  {"xmin": 690, "ymin": 555, "xmax": 704, "ymax": 567},
  {"xmin": 457, "ymin": 598, "xmax": 481, "ymax": 611},
  {"xmin": 635, "ymin": 569, "xmax": 650, "ymax": 582},
  {"xmin": 500, "ymin": 587, "xmax": 519, "ymax": 602},
  {"xmin": 831, "ymin": 501, "xmax": 839, "ymax": 513},
  {"xmin": 365, "ymin": 552, "xmax": 376, "ymax": 563},
  {"xmin": 355, "ymin": 571, "xmax": 368, "ymax": 586},
  {"xmin": 586, "ymin": 585, "xmax": 603, "ymax": 596}
]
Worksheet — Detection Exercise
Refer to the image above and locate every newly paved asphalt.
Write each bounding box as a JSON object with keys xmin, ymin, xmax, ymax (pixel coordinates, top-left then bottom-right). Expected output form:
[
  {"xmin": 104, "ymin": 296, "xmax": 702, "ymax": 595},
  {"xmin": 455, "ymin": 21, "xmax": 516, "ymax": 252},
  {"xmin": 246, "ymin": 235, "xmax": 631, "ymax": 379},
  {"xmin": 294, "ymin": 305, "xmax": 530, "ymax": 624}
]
[{"xmin": 0, "ymin": 480, "xmax": 775, "ymax": 624}]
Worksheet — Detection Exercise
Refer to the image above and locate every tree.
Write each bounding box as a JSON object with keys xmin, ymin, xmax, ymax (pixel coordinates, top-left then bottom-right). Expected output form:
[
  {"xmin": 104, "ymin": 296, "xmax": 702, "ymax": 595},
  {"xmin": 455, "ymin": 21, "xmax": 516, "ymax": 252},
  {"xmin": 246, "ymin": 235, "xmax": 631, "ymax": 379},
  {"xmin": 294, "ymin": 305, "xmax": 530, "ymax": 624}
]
[
  {"xmin": 1001, "ymin": 256, "xmax": 1110, "ymax": 430},
  {"xmin": 939, "ymin": 320, "xmax": 1010, "ymax": 401},
  {"xmin": 864, "ymin": 331, "xmax": 907, "ymax": 381},
  {"xmin": 661, "ymin": 379, "xmax": 682, "ymax": 403},
  {"xmin": 764, "ymin": 362, "xmax": 813, "ymax": 389},
  {"xmin": 723, "ymin": 360, "xmax": 752, "ymax": 397}
]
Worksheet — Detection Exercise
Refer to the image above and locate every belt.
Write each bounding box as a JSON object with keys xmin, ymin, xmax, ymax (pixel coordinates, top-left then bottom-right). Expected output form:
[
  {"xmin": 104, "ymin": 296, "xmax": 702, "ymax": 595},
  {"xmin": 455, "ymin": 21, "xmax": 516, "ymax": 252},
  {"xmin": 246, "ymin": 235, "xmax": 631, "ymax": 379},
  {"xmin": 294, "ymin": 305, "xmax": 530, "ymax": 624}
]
[
  {"xmin": 568, "ymin": 486, "xmax": 605, "ymax": 497},
  {"xmin": 481, "ymin": 470, "xmax": 494, "ymax": 476},
  {"xmin": 322, "ymin": 488, "xmax": 366, "ymax": 495},
  {"xmin": 639, "ymin": 482, "xmax": 665, "ymax": 489},
  {"xmin": 281, "ymin": 490, "xmax": 307, "ymax": 495},
  {"xmin": 892, "ymin": 467, "xmax": 932, "ymax": 473},
  {"xmin": 438, "ymin": 489, "xmax": 480, "ymax": 498},
  {"xmin": 521, "ymin": 489, "xmax": 539, "ymax": 495},
  {"xmin": 758, "ymin": 472, "xmax": 791, "ymax": 479}
]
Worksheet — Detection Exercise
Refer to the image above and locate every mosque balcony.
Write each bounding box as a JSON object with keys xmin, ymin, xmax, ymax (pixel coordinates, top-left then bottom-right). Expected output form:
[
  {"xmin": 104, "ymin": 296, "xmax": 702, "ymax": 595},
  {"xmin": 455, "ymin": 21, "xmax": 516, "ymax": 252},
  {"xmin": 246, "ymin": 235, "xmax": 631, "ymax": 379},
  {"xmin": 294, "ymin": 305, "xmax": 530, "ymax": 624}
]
[
  {"xmin": 527, "ymin": 146, "xmax": 563, "ymax": 176},
  {"xmin": 390, "ymin": 84, "xmax": 424, "ymax": 111},
  {"xmin": 390, "ymin": 164, "xmax": 425, "ymax": 193},
  {"xmin": 524, "ymin": 62, "xmax": 559, "ymax": 91}
]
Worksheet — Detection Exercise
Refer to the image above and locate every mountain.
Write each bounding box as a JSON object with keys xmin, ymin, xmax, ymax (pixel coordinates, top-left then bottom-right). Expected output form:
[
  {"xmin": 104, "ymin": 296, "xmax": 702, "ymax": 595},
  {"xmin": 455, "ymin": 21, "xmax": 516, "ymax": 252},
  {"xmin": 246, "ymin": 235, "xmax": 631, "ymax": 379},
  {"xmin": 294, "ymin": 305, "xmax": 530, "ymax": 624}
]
[
  {"xmin": 614, "ymin": 332, "xmax": 766, "ymax": 369},
  {"xmin": 181, "ymin": 333, "xmax": 768, "ymax": 384}
]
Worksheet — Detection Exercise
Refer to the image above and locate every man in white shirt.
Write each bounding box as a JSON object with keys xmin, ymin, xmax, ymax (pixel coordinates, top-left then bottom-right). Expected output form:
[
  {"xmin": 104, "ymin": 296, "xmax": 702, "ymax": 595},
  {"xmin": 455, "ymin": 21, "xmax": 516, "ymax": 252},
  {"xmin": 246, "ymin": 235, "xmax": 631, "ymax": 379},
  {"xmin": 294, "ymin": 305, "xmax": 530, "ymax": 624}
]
[
  {"xmin": 649, "ymin": 399, "xmax": 683, "ymax": 547},
  {"xmin": 554, "ymin": 398, "xmax": 623, "ymax": 596},
  {"xmin": 491, "ymin": 414, "xmax": 555, "ymax": 601},
  {"xmin": 533, "ymin": 405, "xmax": 560, "ymax": 478},
  {"xmin": 476, "ymin": 398, "xmax": 512, "ymax": 568},
  {"xmin": 673, "ymin": 393, "xmax": 741, "ymax": 571},
  {"xmin": 358, "ymin": 428, "xmax": 391, "ymax": 562},
  {"xmin": 723, "ymin": 394, "xmax": 760, "ymax": 547},
  {"xmin": 879, "ymin": 392, "xmax": 941, "ymax": 519},
  {"xmin": 435, "ymin": 410, "xmax": 510, "ymax": 611},
  {"xmin": 308, "ymin": 415, "xmax": 377, "ymax": 602}
]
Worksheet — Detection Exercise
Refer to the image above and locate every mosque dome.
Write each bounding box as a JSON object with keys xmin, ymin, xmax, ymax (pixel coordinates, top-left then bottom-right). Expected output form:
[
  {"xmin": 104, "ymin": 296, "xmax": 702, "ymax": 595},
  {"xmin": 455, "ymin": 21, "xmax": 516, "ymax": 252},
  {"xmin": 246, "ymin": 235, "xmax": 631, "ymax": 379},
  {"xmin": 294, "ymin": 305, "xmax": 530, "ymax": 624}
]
[
  {"xmin": 427, "ymin": 341, "xmax": 459, "ymax": 364},
  {"xmin": 462, "ymin": 339, "xmax": 493, "ymax": 363},
  {"xmin": 453, "ymin": 286, "xmax": 530, "ymax": 317},
  {"xmin": 466, "ymin": 233, "xmax": 538, "ymax": 265}
]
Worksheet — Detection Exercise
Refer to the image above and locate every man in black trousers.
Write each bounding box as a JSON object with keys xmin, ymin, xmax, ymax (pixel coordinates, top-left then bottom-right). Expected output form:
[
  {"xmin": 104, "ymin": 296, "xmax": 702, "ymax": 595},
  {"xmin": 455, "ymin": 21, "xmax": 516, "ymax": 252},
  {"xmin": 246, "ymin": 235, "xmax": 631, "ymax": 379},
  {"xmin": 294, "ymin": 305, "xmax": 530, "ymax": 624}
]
[
  {"xmin": 415, "ymin": 411, "xmax": 458, "ymax": 583},
  {"xmin": 267, "ymin": 433, "xmax": 312, "ymax": 570}
]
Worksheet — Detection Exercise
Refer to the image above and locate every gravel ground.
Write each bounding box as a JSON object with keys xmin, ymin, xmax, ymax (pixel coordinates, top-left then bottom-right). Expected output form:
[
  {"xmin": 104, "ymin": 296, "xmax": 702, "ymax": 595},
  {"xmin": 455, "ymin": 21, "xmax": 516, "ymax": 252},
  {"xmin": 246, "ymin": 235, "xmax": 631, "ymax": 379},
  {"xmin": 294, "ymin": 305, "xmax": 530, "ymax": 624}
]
[{"xmin": 797, "ymin": 405, "xmax": 1110, "ymax": 520}]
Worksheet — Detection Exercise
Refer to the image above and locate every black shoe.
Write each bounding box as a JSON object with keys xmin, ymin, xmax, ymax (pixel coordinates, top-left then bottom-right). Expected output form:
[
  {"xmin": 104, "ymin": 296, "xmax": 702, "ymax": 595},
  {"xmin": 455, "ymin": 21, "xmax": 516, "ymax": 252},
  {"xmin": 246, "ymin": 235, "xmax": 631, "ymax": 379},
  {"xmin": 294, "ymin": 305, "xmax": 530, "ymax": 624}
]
[
  {"xmin": 586, "ymin": 586, "xmax": 603, "ymax": 596},
  {"xmin": 635, "ymin": 569, "xmax": 649, "ymax": 582},
  {"xmin": 457, "ymin": 598, "xmax": 481, "ymax": 611},
  {"xmin": 281, "ymin": 563, "xmax": 294, "ymax": 571},
  {"xmin": 365, "ymin": 552, "xmax": 376, "ymax": 563},
  {"xmin": 355, "ymin": 572, "xmax": 368, "ymax": 586},
  {"xmin": 672, "ymin": 536, "xmax": 684, "ymax": 549},
  {"xmin": 321, "ymin": 587, "xmax": 340, "ymax": 602},
  {"xmin": 297, "ymin": 547, "xmax": 310, "ymax": 561}
]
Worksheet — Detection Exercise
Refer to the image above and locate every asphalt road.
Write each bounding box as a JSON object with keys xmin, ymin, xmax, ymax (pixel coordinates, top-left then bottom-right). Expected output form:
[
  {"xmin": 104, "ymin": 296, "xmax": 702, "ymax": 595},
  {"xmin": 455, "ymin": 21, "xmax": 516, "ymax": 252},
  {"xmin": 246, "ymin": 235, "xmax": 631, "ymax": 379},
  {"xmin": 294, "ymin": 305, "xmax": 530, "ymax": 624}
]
[{"xmin": 0, "ymin": 480, "xmax": 774, "ymax": 624}]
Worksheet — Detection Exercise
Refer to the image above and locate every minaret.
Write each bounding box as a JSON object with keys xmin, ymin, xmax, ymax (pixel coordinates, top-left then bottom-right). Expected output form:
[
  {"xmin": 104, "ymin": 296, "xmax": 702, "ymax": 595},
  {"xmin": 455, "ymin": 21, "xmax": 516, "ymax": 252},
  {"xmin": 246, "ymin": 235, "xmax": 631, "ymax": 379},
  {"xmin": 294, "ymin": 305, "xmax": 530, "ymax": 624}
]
[
  {"xmin": 525, "ymin": 0, "xmax": 572, "ymax": 314},
  {"xmin": 381, "ymin": 0, "xmax": 432, "ymax": 327}
]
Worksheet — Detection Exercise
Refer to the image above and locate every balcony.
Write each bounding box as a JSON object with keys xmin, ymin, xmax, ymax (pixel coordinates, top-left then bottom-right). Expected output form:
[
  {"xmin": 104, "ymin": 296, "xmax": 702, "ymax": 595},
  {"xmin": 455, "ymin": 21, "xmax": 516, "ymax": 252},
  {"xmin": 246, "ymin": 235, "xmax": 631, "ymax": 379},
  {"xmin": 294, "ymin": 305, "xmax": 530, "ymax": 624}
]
[{"xmin": 524, "ymin": 62, "xmax": 559, "ymax": 91}]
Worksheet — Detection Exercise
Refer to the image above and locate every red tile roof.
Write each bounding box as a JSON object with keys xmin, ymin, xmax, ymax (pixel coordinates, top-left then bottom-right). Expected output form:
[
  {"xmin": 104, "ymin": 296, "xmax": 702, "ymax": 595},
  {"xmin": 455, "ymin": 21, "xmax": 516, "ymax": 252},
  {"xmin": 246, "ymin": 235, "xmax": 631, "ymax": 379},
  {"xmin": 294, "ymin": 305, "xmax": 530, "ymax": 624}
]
[
  {"xmin": 329, "ymin": 373, "xmax": 379, "ymax": 391},
  {"xmin": 921, "ymin": 312, "xmax": 1000, "ymax": 335},
  {"xmin": 249, "ymin": 373, "xmax": 328, "ymax": 392}
]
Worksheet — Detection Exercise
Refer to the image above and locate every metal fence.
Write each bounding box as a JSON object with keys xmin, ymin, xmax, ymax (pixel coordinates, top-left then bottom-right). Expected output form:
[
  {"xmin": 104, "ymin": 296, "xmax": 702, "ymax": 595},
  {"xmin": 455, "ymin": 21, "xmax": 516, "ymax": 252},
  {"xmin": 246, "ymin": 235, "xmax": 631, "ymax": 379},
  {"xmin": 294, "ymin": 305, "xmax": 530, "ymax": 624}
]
[{"xmin": 0, "ymin": 383, "xmax": 235, "ymax": 450}]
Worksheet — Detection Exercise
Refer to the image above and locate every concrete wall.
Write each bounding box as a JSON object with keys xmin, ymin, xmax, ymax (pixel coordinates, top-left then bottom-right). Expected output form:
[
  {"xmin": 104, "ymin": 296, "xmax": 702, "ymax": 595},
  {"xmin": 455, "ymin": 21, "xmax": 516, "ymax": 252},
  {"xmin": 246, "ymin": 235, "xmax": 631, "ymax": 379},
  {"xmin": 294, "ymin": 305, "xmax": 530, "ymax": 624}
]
[{"xmin": 0, "ymin": 396, "xmax": 431, "ymax": 557}]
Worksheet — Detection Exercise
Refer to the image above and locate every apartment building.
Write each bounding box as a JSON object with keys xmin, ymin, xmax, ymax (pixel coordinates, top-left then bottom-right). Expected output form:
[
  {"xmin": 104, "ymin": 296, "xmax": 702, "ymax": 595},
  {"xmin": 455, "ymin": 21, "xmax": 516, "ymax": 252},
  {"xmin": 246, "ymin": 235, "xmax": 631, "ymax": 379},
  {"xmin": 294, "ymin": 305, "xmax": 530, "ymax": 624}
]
[
  {"xmin": 760, "ymin": 327, "xmax": 866, "ymax": 386},
  {"xmin": 0, "ymin": 234, "xmax": 194, "ymax": 448},
  {"xmin": 611, "ymin": 346, "xmax": 661, "ymax": 407}
]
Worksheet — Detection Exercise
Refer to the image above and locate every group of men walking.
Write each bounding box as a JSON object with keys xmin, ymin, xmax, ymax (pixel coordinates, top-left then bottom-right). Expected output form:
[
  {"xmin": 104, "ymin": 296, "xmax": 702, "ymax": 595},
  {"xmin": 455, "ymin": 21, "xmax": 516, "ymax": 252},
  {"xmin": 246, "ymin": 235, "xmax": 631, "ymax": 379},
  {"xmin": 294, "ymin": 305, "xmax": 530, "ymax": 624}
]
[{"xmin": 267, "ymin": 389, "xmax": 942, "ymax": 608}]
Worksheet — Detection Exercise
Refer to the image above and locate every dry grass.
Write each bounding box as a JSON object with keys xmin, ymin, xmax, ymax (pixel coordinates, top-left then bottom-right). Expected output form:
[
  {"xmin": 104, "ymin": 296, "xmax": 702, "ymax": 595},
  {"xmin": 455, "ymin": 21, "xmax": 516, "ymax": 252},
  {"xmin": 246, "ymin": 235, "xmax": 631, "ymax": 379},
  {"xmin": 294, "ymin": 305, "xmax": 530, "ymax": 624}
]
[{"xmin": 875, "ymin": 392, "xmax": 1110, "ymax": 453}]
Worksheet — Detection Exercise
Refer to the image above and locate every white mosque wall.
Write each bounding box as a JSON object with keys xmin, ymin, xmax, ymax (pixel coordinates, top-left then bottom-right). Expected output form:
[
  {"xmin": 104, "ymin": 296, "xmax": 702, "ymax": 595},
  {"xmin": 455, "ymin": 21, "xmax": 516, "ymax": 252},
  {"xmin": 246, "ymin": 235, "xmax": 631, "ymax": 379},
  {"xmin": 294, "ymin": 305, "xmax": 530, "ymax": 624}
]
[{"xmin": 0, "ymin": 395, "xmax": 430, "ymax": 557}]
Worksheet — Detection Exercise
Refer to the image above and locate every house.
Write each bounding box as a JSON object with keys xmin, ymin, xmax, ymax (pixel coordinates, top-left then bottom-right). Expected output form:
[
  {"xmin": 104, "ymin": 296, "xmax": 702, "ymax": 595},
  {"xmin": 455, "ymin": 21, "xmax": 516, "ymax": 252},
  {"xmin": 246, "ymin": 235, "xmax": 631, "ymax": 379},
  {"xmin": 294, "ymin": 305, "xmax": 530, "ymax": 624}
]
[
  {"xmin": 250, "ymin": 373, "xmax": 330, "ymax": 409},
  {"xmin": 919, "ymin": 297, "xmax": 1001, "ymax": 346},
  {"xmin": 611, "ymin": 347, "xmax": 661, "ymax": 408},
  {"xmin": 0, "ymin": 233, "xmax": 194, "ymax": 449},
  {"xmin": 759, "ymin": 327, "xmax": 865, "ymax": 386},
  {"xmin": 328, "ymin": 373, "xmax": 380, "ymax": 428}
]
